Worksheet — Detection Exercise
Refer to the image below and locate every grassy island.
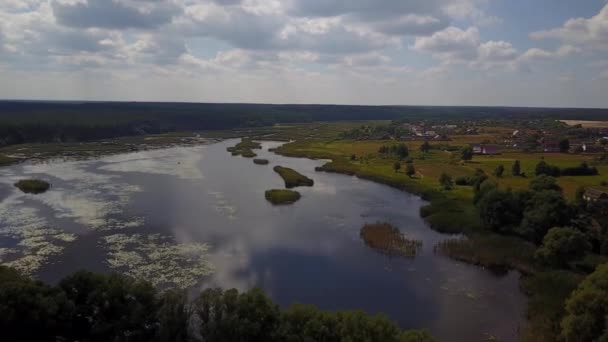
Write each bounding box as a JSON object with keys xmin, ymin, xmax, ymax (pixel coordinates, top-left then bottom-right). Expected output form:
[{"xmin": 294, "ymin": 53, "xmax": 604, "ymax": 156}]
[
  {"xmin": 227, "ymin": 138, "xmax": 261, "ymax": 158},
  {"xmin": 360, "ymin": 222, "xmax": 422, "ymax": 258},
  {"xmin": 14, "ymin": 179, "xmax": 51, "ymax": 194},
  {"xmin": 265, "ymin": 189, "xmax": 301, "ymax": 205},
  {"xmin": 273, "ymin": 166, "xmax": 314, "ymax": 188},
  {"xmin": 253, "ymin": 159, "xmax": 269, "ymax": 165}
]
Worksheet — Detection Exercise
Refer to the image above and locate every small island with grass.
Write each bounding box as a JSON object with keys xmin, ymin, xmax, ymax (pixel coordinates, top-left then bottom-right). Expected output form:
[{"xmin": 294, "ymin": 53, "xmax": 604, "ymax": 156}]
[
  {"xmin": 227, "ymin": 139, "xmax": 261, "ymax": 158},
  {"xmin": 265, "ymin": 189, "xmax": 301, "ymax": 205},
  {"xmin": 253, "ymin": 159, "xmax": 269, "ymax": 165},
  {"xmin": 273, "ymin": 166, "xmax": 314, "ymax": 188},
  {"xmin": 14, "ymin": 179, "xmax": 51, "ymax": 194},
  {"xmin": 360, "ymin": 222, "xmax": 422, "ymax": 258}
]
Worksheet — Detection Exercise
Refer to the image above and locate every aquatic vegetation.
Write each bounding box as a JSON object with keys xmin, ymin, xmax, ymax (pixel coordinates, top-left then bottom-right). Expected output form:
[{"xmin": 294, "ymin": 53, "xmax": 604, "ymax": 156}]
[
  {"xmin": 102, "ymin": 233, "xmax": 215, "ymax": 289},
  {"xmin": 227, "ymin": 139, "xmax": 261, "ymax": 158},
  {"xmin": 14, "ymin": 179, "xmax": 51, "ymax": 194},
  {"xmin": 2, "ymin": 228, "xmax": 76, "ymax": 275},
  {"xmin": 360, "ymin": 222, "xmax": 422, "ymax": 258},
  {"xmin": 433, "ymin": 235, "xmax": 536, "ymax": 275},
  {"xmin": 99, "ymin": 146, "xmax": 205, "ymax": 180},
  {"xmin": 265, "ymin": 189, "xmax": 301, "ymax": 205},
  {"xmin": 273, "ymin": 166, "xmax": 314, "ymax": 188},
  {"xmin": 253, "ymin": 158, "xmax": 270, "ymax": 165}
]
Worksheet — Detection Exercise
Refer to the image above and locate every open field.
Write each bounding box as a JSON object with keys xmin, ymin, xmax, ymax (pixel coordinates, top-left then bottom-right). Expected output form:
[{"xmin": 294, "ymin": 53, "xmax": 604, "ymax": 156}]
[{"xmin": 561, "ymin": 120, "xmax": 608, "ymax": 128}]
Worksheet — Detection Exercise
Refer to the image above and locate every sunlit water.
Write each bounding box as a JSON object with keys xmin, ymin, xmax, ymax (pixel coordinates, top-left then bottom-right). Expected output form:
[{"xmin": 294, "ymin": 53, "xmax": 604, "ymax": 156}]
[{"xmin": 0, "ymin": 139, "xmax": 526, "ymax": 341}]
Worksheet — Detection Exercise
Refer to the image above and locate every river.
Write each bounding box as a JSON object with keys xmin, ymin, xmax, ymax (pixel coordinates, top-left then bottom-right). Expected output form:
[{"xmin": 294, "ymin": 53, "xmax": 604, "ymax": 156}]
[{"xmin": 0, "ymin": 139, "xmax": 526, "ymax": 341}]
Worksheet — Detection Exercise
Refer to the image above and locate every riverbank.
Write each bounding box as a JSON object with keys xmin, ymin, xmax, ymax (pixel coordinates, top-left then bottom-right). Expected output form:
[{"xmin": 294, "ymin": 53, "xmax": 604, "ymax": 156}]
[{"xmin": 271, "ymin": 137, "xmax": 578, "ymax": 342}]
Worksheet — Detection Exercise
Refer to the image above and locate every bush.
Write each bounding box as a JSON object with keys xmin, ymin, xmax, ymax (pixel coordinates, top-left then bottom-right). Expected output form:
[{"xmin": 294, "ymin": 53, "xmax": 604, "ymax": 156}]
[
  {"xmin": 265, "ymin": 189, "xmax": 301, "ymax": 205},
  {"xmin": 14, "ymin": 179, "xmax": 51, "ymax": 194},
  {"xmin": 535, "ymin": 161, "xmax": 561, "ymax": 177},
  {"xmin": 560, "ymin": 162, "xmax": 599, "ymax": 176},
  {"xmin": 535, "ymin": 227, "xmax": 591, "ymax": 268},
  {"xmin": 439, "ymin": 173, "xmax": 453, "ymax": 190},
  {"xmin": 561, "ymin": 263, "xmax": 608, "ymax": 342}
]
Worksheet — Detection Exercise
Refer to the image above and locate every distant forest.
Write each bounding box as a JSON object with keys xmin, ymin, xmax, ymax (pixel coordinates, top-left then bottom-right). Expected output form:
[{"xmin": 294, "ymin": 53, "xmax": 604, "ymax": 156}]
[{"xmin": 1, "ymin": 101, "xmax": 607, "ymax": 146}]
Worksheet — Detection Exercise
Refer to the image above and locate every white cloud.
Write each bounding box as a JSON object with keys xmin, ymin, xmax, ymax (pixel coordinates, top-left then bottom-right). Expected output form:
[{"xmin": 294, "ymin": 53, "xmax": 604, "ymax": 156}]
[
  {"xmin": 531, "ymin": 4, "xmax": 608, "ymax": 50},
  {"xmin": 413, "ymin": 26, "xmax": 480, "ymax": 62}
]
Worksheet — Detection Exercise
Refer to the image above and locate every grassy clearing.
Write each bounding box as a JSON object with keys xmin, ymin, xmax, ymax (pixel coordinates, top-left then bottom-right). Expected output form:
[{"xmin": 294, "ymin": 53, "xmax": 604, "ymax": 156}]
[
  {"xmin": 14, "ymin": 179, "xmax": 51, "ymax": 194},
  {"xmin": 360, "ymin": 222, "xmax": 422, "ymax": 258},
  {"xmin": 265, "ymin": 189, "xmax": 301, "ymax": 205},
  {"xmin": 273, "ymin": 166, "xmax": 314, "ymax": 188},
  {"xmin": 560, "ymin": 120, "xmax": 608, "ymax": 128}
]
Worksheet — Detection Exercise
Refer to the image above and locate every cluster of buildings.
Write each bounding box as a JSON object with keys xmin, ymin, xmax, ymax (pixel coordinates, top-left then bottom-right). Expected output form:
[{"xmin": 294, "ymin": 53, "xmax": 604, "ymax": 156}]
[
  {"xmin": 398, "ymin": 123, "xmax": 455, "ymax": 141},
  {"xmin": 506, "ymin": 129, "xmax": 608, "ymax": 154}
]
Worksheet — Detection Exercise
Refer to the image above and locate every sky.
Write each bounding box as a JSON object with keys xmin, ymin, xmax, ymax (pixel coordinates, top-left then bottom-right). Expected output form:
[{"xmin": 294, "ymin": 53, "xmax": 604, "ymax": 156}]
[{"xmin": 1, "ymin": 0, "xmax": 608, "ymax": 107}]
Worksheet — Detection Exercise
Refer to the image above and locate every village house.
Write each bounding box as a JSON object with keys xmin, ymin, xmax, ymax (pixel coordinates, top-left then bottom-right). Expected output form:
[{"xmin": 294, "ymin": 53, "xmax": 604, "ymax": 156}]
[
  {"xmin": 583, "ymin": 188, "xmax": 608, "ymax": 203},
  {"xmin": 542, "ymin": 138, "xmax": 561, "ymax": 153}
]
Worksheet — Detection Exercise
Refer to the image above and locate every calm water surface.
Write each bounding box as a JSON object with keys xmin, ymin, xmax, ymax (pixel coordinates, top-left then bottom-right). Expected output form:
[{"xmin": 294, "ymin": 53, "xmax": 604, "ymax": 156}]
[{"xmin": 0, "ymin": 140, "xmax": 526, "ymax": 341}]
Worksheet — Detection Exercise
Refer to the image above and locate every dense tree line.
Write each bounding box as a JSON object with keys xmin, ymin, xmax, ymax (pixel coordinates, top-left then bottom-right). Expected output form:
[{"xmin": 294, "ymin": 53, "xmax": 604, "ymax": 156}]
[
  {"xmin": 379, "ymin": 144, "xmax": 409, "ymax": 160},
  {"xmin": 535, "ymin": 161, "xmax": 599, "ymax": 177},
  {"xmin": 4, "ymin": 101, "xmax": 608, "ymax": 147},
  {"xmin": 0, "ymin": 267, "xmax": 434, "ymax": 342}
]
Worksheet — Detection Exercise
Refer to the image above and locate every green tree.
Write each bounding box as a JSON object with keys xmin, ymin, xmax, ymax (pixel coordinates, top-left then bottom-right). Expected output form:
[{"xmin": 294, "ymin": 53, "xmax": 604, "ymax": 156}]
[
  {"xmin": 519, "ymin": 191, "xmax": 573, "ymax": 243},
  {"xmin": 575, "ymin": 186, "xmax": 586, "ymax": 208},
  {"xmin": 396, "ymin": 144, "xmax": 409, "ymax": 159},
  {"xmin": 473, "ymin": 179, "xmax": 498, "ymax": 204},
  {"xmin": 439, "ymin": 173, "xmax": 453, "ymax": 190},
  {"xmin": 0, "ymin": 266, "xmax": 72, "ymax": 342},
  {"xmin": 535, "ymin": 227, "xmax": 591, "ymax": 268},
  {"xmin": 194, "ymin": 287, "xmax": 280, "ymax": 342},
  {"xmin": 559, "ymin": 139, "xmax": 570, "ymax": 153},
  {"xmin": 59, "ymin": 270, "xmax": 159, "ymax": 342},
  {"xmin": 535, "ymin": 160, "xmax": 560, "ymax": 177},
  {"xmin": 155, "ymin": 290, "xmax": 190, "ymax": 342},
  {"xmin": 529, "ymin": 175, "xmax": 562, "ymax": 193},
  {"xmin": 512, "ymin": 160, "xmax": 521, "ymax": 176},
  {"xmin": 494, "ymin": 164, "xmax": 505, "ymax": 178},
  {"xmin": 477, "ymin": 189, "xmax": 526, "ymax": 234},
  {"xmin": 406, "ymin": 163, "xmax": 416, "ymax": 178},
  {"xmin": 393, "ymin": 161, "xmax": 401, "ymax": 173},
  {"xmin": 460, "ymin": 146, "xmax": 473, "ymax": 161},
  {"xmin": 420, "ymin": 141, "xmax": 431, "ymax": 153},
  {"xmin": 561, "ymin": 263, "xmax": 608, "ymax": 342}
]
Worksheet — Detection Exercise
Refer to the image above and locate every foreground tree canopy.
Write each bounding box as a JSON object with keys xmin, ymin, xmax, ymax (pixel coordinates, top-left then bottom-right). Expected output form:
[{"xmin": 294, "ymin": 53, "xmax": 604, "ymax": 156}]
[
  {"xmin": 561, "ymin": 263, "xmax": 608, "ymax": 342},
  {"xmin": 0, "ymin": 266, "xmax": 435, "ymax": 342}
]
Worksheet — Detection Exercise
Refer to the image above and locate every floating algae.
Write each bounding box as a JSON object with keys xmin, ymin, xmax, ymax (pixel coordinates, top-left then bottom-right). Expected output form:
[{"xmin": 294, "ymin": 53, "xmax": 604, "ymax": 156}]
[{"xmin": 102, "ymin": 233, "xmax": 215, "ymax": 289}]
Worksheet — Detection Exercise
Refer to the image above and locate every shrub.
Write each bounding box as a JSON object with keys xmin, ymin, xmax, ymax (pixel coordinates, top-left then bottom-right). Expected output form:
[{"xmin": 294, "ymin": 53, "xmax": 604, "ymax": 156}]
[
  {"xmin": 535, "ymin": 161, "xmax": 561, "ymax": 177},
  {"xmin": 14, "ymin": 179, "xmax": 51, "ymax": 194},
  {"xmin": 265, "ymin": 189, "xmax": 301, "ymax": 205}
]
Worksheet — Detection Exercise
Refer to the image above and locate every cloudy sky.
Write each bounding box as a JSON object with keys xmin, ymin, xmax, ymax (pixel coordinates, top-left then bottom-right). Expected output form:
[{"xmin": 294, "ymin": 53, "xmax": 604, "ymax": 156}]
[{"xmin": 1, "ymin": 0, "xmax": 608, "ymax": 107}]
